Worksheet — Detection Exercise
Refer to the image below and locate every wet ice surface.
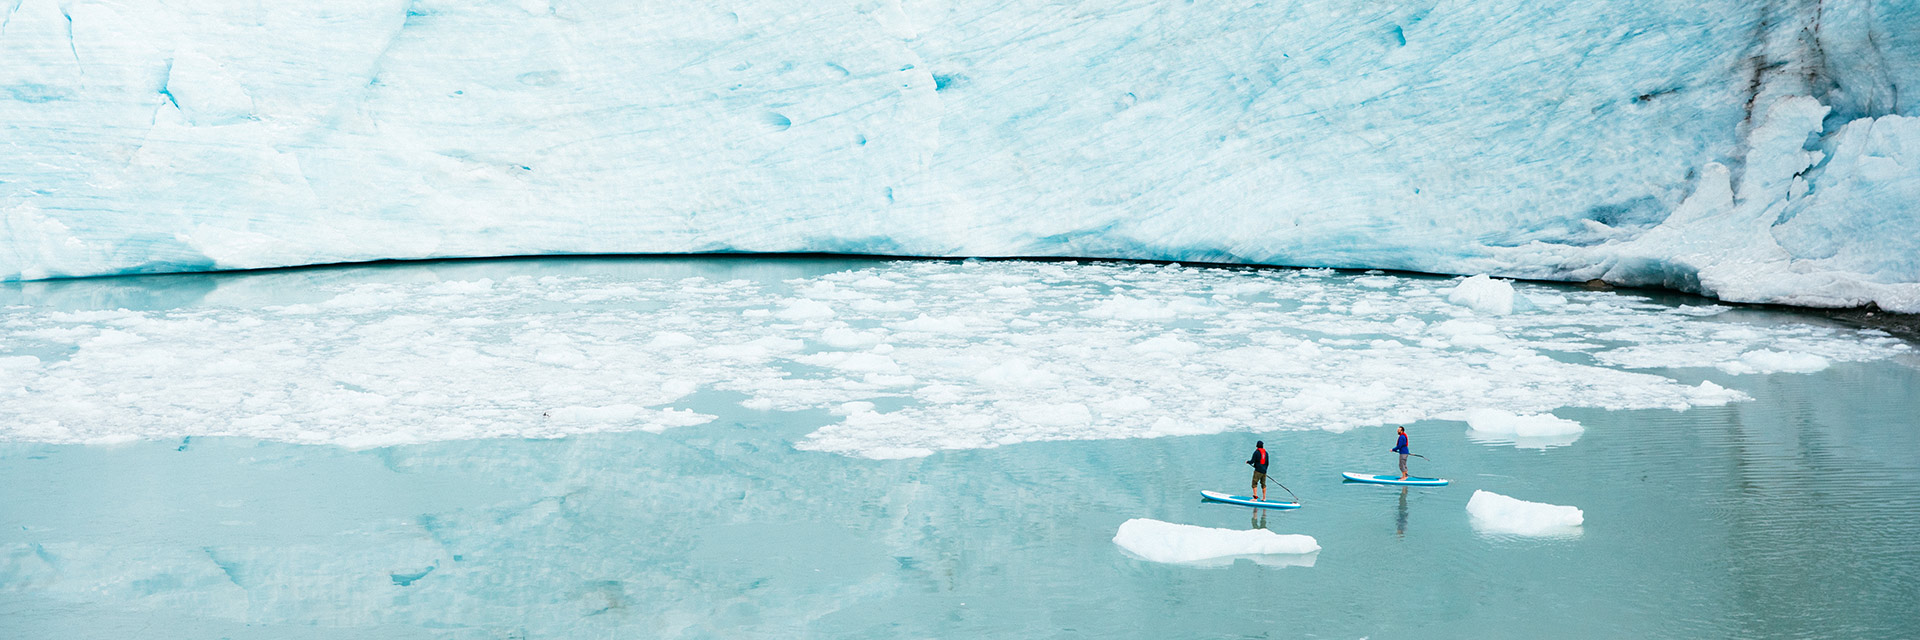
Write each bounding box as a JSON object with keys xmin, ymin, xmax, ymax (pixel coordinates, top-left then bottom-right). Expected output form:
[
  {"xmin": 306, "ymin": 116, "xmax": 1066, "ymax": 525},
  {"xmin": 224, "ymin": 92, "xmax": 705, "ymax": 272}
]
[
  {"xmin": 2, "ymin": 256, "xmax": 1918, "ymax": 638},
  {"xmin": 0, "ymin": 259, "xmax": 1905, "ymax": 454}
]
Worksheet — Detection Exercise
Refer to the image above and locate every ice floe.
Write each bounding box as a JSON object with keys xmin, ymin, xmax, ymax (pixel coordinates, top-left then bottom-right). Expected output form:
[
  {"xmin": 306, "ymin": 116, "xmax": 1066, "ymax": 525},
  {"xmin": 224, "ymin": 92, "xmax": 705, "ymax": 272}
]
[
  {"xmin": 1462, "ymin": 409, "xmax": 1585, "ymax": 449},
  {"xmin": 0, "ymin": 261, "xmax": 1906, "ymax": 452},
  {"xmin": 1112, "ymin": 518, "xmax": 1319, "ymax": 566},
  {"xmin": 1446, "ymin": 275, "xmax": 1519, "ymax": 315},
  {"xmin": 1467, "ymin": 491, "xmax": 1584, "ymax": 537}
]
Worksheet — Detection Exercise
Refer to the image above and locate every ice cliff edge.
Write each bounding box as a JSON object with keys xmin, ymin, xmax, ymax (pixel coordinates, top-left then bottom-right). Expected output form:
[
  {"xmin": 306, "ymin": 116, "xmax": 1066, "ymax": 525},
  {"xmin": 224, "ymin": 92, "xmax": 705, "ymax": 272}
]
[{"xmin": 2, "ymin": 0, "xmax": 1916, "ymax": 311}]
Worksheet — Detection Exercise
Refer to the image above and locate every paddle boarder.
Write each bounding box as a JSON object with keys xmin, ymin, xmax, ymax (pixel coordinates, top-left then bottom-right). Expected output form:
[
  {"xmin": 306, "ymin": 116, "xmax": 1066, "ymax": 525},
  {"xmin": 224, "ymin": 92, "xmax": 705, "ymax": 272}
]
[
  {"xmin": 1392, "ymin": 426, "xmax": 1412, "ymax": 479},
  {"xmin": 1246, "ymin": 441, "xmax": 1271, "ymax": 501}
]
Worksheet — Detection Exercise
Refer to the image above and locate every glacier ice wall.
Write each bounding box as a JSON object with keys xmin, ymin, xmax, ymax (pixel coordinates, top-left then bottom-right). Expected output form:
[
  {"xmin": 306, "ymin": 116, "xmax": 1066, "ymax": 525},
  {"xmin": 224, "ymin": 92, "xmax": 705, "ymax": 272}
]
[{"xmin": 1, "ymin": 0, "xmax": 1917, "ymax": 310}]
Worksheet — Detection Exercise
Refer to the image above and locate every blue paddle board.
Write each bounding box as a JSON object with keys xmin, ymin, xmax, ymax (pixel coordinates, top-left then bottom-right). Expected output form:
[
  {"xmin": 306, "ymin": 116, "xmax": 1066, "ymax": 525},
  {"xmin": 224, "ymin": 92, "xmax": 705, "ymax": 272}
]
[
  {"xmin": 1341, "ymin": 472, "xmax": 1449, "ymax": 486},
  {"xmin": 1200, "ymin": 490, "xmax": 1301, "ymax": 509}
]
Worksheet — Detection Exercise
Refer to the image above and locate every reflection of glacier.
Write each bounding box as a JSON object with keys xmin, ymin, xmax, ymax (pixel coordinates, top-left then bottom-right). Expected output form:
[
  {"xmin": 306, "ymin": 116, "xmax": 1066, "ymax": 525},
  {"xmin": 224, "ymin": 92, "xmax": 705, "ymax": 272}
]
[{"xmin": 2, "ymin": 0, "xmax": 1917, "ymax": 310}]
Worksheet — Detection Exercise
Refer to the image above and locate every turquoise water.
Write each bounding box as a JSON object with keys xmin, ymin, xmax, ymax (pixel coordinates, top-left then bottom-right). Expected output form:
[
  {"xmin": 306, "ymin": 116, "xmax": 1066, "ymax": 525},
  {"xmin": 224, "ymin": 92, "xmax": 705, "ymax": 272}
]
[{"xmin": 2, "ymin": 257, "xmax": 1917, "ymax": 638}]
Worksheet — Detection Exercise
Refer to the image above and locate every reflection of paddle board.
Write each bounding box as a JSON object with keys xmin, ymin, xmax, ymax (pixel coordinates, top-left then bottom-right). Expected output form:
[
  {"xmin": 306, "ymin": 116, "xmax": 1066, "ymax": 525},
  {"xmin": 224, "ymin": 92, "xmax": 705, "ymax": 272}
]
[
  {"xmin": 1200, "ymin": 490, "xmax": 1301, "ymax": 509},
  {"xmin": 1341, "ymin": 472, "xmax": 1449, "ymax": 486}
]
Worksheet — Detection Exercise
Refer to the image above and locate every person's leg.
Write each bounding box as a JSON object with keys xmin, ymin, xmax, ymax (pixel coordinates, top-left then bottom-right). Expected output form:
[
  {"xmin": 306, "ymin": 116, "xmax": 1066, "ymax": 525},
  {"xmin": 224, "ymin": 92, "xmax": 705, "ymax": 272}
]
[{"xmin": 1399, "ymin": 453, "xmax": 1409, "ymax": 479}]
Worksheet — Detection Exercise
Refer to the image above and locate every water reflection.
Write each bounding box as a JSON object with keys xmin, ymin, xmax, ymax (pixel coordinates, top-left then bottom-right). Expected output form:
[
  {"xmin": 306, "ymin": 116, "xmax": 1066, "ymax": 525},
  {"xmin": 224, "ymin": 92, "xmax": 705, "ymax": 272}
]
[
  {"xmin": 1465, "ymin": 429, "xmax": 1583, "ymax": 450},
  {"xmin": 1396, "ymin": 487, "xmax": 1408, "ymax": 537}
]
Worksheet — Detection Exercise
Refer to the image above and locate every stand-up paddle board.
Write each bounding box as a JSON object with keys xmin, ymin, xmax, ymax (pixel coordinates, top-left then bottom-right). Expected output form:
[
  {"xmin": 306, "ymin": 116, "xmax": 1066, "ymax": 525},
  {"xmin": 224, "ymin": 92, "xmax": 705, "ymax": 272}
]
[
  {"xmin": 1341, "ymin": 472, "xmax": 1448, "ymax": 486},
  {"xmin": 1200, "ymin": 490, "xmax": 1301, "ymax": 509}
]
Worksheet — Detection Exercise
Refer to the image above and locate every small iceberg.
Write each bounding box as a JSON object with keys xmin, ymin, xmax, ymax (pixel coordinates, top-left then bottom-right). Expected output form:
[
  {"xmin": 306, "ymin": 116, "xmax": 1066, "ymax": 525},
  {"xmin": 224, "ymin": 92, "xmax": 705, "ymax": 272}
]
[
  {"xmin": 1466, "ymin": 490, "xmax": 1583, "ymax": 537},
  {"xmin": 1112, "ymin": 518, "xmax": 1320, "ymax": 567},
  {"xmin": 1463, "ymin": 408, "xmax": 1584, "ymax": 449},
  {"xmin": 1717, "ymin": 349, "xmax": 1831, "ymax": 375},
  {"xmin": 1446, "ymin": 274, "xmax": 1519, "ymax": 315}
]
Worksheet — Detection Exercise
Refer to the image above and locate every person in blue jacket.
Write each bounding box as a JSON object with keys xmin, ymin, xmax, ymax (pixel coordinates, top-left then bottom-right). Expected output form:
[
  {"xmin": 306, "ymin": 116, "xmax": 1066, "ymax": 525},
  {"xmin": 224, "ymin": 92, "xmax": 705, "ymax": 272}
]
[
  {"xmin": 1392, "ymin": 426, "xmax": 1412, "ymax": 479},
  {"xmin": 1246, "ymin": 441, "xmax": 1271, "ymax": 501}
]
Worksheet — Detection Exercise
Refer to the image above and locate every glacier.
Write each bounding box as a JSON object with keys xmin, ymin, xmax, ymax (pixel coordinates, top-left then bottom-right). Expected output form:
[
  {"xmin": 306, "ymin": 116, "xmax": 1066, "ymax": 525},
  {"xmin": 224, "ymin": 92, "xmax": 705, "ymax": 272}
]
[{"xmin": 1, "ymin": 0, "xmax": 1917, "ymax": 311}]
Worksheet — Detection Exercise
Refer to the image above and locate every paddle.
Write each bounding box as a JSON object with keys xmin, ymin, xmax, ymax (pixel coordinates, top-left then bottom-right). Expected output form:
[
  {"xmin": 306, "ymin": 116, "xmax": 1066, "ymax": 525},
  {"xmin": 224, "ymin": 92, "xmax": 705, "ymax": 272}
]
[{"xmin": 1271, "ymin": 481, "xmax": 1300, "ymax": 504}]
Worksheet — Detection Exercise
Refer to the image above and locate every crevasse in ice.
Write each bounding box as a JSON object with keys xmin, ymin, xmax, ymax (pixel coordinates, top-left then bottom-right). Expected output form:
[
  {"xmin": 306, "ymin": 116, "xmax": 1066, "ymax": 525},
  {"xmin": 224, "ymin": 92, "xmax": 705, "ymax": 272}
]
[{"xmin": 1, "ymin": 0, "xmax": 1916, "ymax": 310}]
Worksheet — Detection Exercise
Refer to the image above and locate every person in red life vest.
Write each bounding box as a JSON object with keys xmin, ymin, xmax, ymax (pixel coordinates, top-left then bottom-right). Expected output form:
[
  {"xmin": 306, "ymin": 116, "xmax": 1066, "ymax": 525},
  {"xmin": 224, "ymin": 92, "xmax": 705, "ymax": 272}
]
[
  {"xmin": 1245, "ymin": 441, "xmax": 1271, "ymax": 501},
  {"xmin": 1392, "ymin": 426, "xmax": 1412, "ymax": 479}
]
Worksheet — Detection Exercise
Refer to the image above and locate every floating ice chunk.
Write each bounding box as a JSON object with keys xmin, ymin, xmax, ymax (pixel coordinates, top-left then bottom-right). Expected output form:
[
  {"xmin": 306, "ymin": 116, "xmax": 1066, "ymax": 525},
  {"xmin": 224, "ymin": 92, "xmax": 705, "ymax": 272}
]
[
  {"xmin": 534, "ymin": 347, "xmax": 589, "ymax": 367},
  {"xmin": 1463, "ymin": 409, "xmax": 1584, "ymax": 449},
  {"xmin": 1354, "ymin": 276, "xmax": 1399, "ymax": 289},
  {"xmin": 703, "ymin": 337, "xmax": 804, "ymax": 360},
  {"xmin": 850, "ymin": 298, "xmax": 916, "ymax": 313},
  {"xmin": 661, "ymin": 379, "xmax": 698, "ymax": 397},
  {"xmin": 797, "ymin": 352, "xmax": 901, "ymax": 374},
  {"xmin": 1129, "ymin": 334, "xmax": 1201, "ymax": 356},
  {"xmin": 1099, "ymin": 395, "xmax": 1153, "ymax": 415},
  {"xmin": 1112, "ymin": 518, "xmax": 1319, "ymax": 566},
  {"xmin": 1004, "ymin": 401, "xmax": 1091, "ymax": 427},
  {"xmin": 1347, "ymin": 299, "xmax": 1386, "ymax": 315},
  {"xmin": 1464, "ymin": 409, "xmax": 1583, "ymax": 436},
  {"xmin": 645, "ymin": 408, "xmax": 716, "ymax": 432},
  {"xmin": 858, "ymin": 446, "xmax": 937, "ymax": 460},
  {"xmin": 1466, "ymin": 491, "xmax": 1583, "ymax": 537},
  {"xmin": 974, "ymin": 358, "xmax": 1060, "ymax": 388},
  {"xmin": 647, "ymin": 332, "xmax": 698, "ymax": 349},
  {"xmin": 1686, "ymin": 380, "xmax": 1745, "ymax": 405},
  {"xmin": 427, "ymin": 279, "xmax": 495, "ymax": 294},
  {"xmin": 84, "ymin": 329, "xmax": 146, "ymax": 348},
  {"xmin": 1717, "ymin": 350, "xmax": 1831, "ymax": 375},
  {"xmin": 1447, "ymin": 275, "xmax": 1517, "ymax": 315},
  {"xmin": 819, "ymin": 325, "xmax": 887, "ymax": 348},
  {"xmin": 775, "ymin": 299, "xmax": 835, "ymax": 320},
  {"xmin": 890, "ymin": 314, "xmax": 971, "ymax": 333},
  {"xmin": 1527, "ymin": 292, "xmax": 1569, "ymax": 307},
  {"xmin": 832, "ymin": 401, "xmax": 876, "ymax": 415},
  {"xmin": 1080, "ymin": 295, "xmax": 1209, "ymax": 321},
  {"xmin": 543, "ymin": 405, "xmax": 713, "ymax": 433},
  {"xmin": 544, "ymin": 404, "xmax": 646, "ymax": 424},
  {"xmin": 985, "ymin": 286, "xmax": 1031, "ymax": 298},
  {"xmin": 1430, "ymin": 319, "xmax": 1499, "ymax": 338}
]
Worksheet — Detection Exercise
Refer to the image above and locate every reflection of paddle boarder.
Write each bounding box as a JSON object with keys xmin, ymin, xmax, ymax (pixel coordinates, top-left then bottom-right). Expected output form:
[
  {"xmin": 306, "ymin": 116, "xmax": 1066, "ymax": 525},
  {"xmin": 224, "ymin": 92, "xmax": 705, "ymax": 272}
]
[
  {"xmin": 1252, "ymin": 509, "xmax": 1267, "ymax": 531},
  {"xmin": 1246, "ymin": 441, "xmax": 1270, "ymax": 501},
  {"xmin": 1392, "ymin": 427, "xmax": 1412, "ymax": 479},
  {"xmin": 1396, "ymin": 487, "xmax": 1408, "ymax": 537}
]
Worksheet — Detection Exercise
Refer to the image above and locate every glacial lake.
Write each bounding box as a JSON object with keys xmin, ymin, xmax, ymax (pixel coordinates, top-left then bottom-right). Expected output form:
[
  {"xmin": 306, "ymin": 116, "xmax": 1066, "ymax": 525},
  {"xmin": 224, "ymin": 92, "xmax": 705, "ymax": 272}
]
[{"xmin": 2, "ymin": 256, "xmax": 1915, "ymax": 638}]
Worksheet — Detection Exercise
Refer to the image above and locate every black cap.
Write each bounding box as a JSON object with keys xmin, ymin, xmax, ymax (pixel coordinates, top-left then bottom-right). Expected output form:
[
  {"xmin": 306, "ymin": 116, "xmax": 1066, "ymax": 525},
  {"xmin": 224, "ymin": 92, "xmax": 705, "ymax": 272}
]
[{"xmin": 1256, "ymin": 440, "xmax": 1263, "ymax": 447}]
